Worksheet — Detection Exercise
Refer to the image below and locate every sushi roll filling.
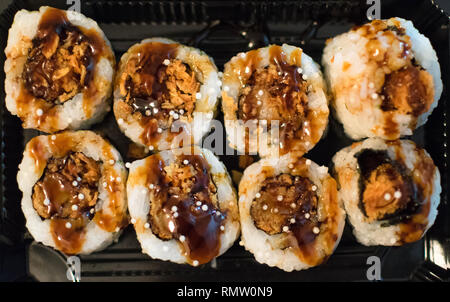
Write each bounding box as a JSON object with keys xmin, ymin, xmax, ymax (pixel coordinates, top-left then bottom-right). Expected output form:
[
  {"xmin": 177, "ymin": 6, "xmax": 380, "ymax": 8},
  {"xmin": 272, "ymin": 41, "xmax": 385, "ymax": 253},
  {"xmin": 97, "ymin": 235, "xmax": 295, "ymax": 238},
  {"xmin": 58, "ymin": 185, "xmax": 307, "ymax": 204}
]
[
  {"xmin": 145, "ymin": 154, "xmax": 225, "ymax": 264},
  {"xmin": 250, "ymin": 174, "xmax": 320, "ymax": 245},
  {"xmin": 22, "ymin": 7, "xmax": 103, "ymax": 105},
  {"xmin": 32, "ymin": 152, "xmax": 100, "ymax": 221},
  {"xmin": 118, "ymin": 42, "xmax": 200, "ymax": 145},
  {"xmin": 356, "ymin": 149, "xmax": 420, "ymax": 225},
  {"xmin": 381, "ymin": 65, "xmax": 434, "ymax": 117},
  {"xmin": 237, "ymin": 47, "xmax": 309, "ymax": 140}
]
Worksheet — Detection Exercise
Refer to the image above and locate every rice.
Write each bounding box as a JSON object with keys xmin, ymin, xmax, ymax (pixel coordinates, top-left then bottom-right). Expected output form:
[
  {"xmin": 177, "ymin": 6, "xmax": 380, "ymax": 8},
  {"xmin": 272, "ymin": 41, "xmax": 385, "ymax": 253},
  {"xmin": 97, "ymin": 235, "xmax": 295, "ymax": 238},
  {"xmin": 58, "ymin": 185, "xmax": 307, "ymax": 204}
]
[
  {"xmin": 4, "ymin": 6, "xmax": 115, "ymax": 133},
  {"xmin": 322, "ymin": 17, "xmax": 442, "ymax": 140},
  {"xmin": 239, "ymin": 154, "xmax": 345, "ymax": 271},
  {"xmin": 332, "ymin": 138, "xmax": 440, "ymax": 246},
  {"xmin": 18, "ymin": 131, "xmax": 128, "ymax": 254}
]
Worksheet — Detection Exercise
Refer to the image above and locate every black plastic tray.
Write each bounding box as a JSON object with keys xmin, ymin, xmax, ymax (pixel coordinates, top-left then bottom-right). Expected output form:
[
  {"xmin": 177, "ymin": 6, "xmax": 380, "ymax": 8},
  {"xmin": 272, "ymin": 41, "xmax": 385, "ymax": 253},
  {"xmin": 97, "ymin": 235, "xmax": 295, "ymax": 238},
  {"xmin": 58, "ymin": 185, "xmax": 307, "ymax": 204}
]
[{"xmin": 0, "ymin": 0, "xmax": 448, "ymax": 281}]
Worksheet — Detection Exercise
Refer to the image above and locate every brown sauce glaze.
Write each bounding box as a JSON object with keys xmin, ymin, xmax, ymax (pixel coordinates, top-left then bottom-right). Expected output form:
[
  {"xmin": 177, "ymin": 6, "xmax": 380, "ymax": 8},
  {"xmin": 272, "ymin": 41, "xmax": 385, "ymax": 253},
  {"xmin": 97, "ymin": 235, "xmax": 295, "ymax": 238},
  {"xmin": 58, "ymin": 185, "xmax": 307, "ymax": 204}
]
[
  {"xmin": 93, "ymin": 143, "xmax": 128, "ymax": 232},
  {"xmin": 18, "ymin": 7, "xmax": 110, "ymax": 130},
  {"xmin": 50, "ymin": 217, "xmax": 87, "ymax": 255},
  {"xmin": 396, "ymin": 145, "xmax": 436, "ymax": 244},
  {"xmin": 143, "ymin": 153, "xmax": 225, "ymax": 264}
]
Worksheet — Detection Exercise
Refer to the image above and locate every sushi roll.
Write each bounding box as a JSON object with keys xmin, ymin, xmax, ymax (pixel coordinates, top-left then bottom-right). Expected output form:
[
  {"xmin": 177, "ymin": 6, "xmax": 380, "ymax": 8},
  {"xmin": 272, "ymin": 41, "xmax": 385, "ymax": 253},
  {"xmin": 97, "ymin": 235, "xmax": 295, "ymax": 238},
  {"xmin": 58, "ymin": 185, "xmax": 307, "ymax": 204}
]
[
  {"xmin": 239, "ymin": 154, "xmax": 345, "ymax": 272},
  {"xmin": 322, "ymin": 18, "xmax": 442, "ymax": 140},
  {"xmin": 18, "ymin": 131, "xmax": 128, "ymax": 254},
  {"xmin": 127, "ymin": 146, "xmax": 239, "ymax": 266},
  {"xmin": 222, "ymin": 44, "xmax": 329, "ymax": 157},
  {"xmin": 4, "ymin": 6, "xmax": 115, "ymax": 133},
  {"xmin": 332, "ymin": 138, "xmax": 440, "ymax": 246},
  {"xmin": 114, "ymin": 38, "xmax": 220, "ymax": 151}
]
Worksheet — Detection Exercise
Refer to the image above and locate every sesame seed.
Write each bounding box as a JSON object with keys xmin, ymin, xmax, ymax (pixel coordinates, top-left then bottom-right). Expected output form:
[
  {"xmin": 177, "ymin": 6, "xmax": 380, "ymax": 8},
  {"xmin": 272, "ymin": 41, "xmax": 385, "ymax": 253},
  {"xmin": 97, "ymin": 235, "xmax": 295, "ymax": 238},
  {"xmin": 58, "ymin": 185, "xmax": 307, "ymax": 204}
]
[
  {"xmin": 371, "ymin": 93, "xmax": 378, "ymax": 99},
  {"xmin": 258, "ymin": 90, "xmax": 263, "ymax": 96},
  {"xmin": 163, "ymin": 59, "xmax": 170, "ymax": 66},
  {"xmin": 77, "ymin": 177, "xmax": 81, "ymax": 182},
  {"xmin": 312, "ymin": 185, "xmax": 317, "ymax": 191},
  {"xmin": 277, "ymin": 195, "xmax": 283, "ymax": 201},
  {"xmin": 274, "ymin": 208, "xmax": 279, "ymax": 213},
  {"xmin": 71, "ymin": 205, "xmax": 78, "ymax": 211},
  {"xmin": 174, "ymin": 212, "xmax": 179, "ymax": 218},
  {"xmin": 239, "ymin": 240, "xmax": 244, "ymax": 246},
  {"xmin": 297, "ymin": 67, "xmax": 303, "ymax": 74},
  {"xmin": 305, "ymin": 159, "xmax": 311, "ymax": 165},
  {"xmin": 255, "ymin": 192, "xmax": 261, "ymax": 198},
  {"xmin": 196, "ymin": 92, "xmax": 202, "ymax": 100},
  {"xmin": 368, "ymin": 82, "xmax": 374, "ymax": 89},
  {"xmin": 51, "ymin": 135, "xmax": 56, "ymax": 141},
  {"xmin": 179, "ymin": 235, "xmax": 186, "ymax": 242},
  {"xmin": 313, "ymin": 227, "xmax": 320, "ymax": 234},
  {"xmin": 179, "ymin": 109, "xmax": 184, "ymax": 115},
  {"xmin": 157, "ymin": 128, "xmax": 163, "ymax": 133},
  {"xmin": 125, "ymin": 162, "xmax": 131, "ymax": 168},
  {"xmin": 196, "ymin": 201, "xmax": 202, "ymax": 206},
  {"xmin": 150, "ymin": 102, "xmax": 156, "ymax": 108},
  {"xmin": 65, "ymin": 222, "xmax": 72, "ymax": 229},
  {"xmin": 153, "ymin": 108, "xmax": 159, "ymax": 114},
  {"xmin": 282, "ymin": 226, "xmax": 289, "ymax": 232},
  {"xmin": 220, "ymin": 225, "xmax": 225, "ymax": 231},
  {"xmin": 216, "ymin": 211, "xmax": 221, "ymax": 216},
  {"xmin": 78, "ymin": 193, "xmax": 84, "ymax": 200},
  {"xmin": 239, "ymin": 53, "xmax": 246, "ymax": 58},
  {"xmin": 290, "ymin": 218, "xmax": 296, "ymax": 224},
  {"xmin": 149, "ymin": 184, "xmax": 155, "ymax": 189},
  {"xmin": 262, "ymin": 204, "xmax": 268, "ymax": 211},
  {"xmin": 394, "ymin": 191, "xmax": 402, "ymax": 199},
  {"xmin": 36, "ymin": 109, "xmax": 43, "ymax": 116},
  {"xmin": 288, "ymin": 163, "xmax": 294, "ymax": 169},
  {"xmin": 173, "ymin": 113, "xmax": 179, "ymax": 119},
  {"xmin": 115, "ymin": 227, "xmax": 120, "ymax": 232},
  {"xmin": 131, "ymin": 218, "xmax": 136, "ymax": 224},
  {"xmin": 171, "ymin": 206, "xmax": 178, "ymax": 212},
  {"xmin": 149, "ymin": 146, "xmax": 154, "ymax": 151},
  {"xmin": 302, "ymin": 74, "xmax": 308, "ymax": 80},
  {"xmin": 145, "ymin": 110, "xmax": 151, "ymax": 116},
  {"xmin": 290, "ymin": 203, "xmax": 296, "ymax": 209},
  {"xmin": 43, "ymin": 199, "xmax": 50, "ymax": 206},
  {"xmin": 169, "ymin": 110, "xmax": 174, "ymax": 116},
  {"xmin": 116, "ymin": 176, "xmax": 121, "ymax": 182},
  {"xmin": 257, "ymin": 100, "xmax": 262, "ymax": 106},
  {"xmin": 117, "ymin": 118, "xmax": 124, "ymax": 125},
  {"xmin": 305, "ymin": 213, "xmax": 310, "ymax": 219},
  {"xmin": 144, "ymin": 223, "xmax": 150, "ymax": 229},
  {"xmin": 103, "ymin": 182, "xmax": 107, "ymax": 188},
  {"xmin": 193, "ymin": 260, "xmax": 199, "ymax": 267},
  {"xmin": 202, "ymin": 204, "xmax": 208, "ymax": 211},
  {"xmin": 384, "ymin": 193, "xmax": 391, "ymax": 200},
  {"xmin": 109, "ymin": 159, "xmax": 115, "ymax": 165},
  {"xmin": 90, "ymin": 208, "xmax": 95, "ymax": 214}
]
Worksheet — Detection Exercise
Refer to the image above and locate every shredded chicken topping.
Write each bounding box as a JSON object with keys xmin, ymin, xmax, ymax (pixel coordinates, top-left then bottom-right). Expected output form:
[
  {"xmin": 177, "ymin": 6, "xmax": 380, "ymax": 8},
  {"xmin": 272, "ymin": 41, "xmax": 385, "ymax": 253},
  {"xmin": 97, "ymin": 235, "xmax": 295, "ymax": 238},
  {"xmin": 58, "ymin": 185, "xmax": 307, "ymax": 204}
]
[
  {"xmin": 32, "ymin": 152, "xmax": 101, "ymax": 219},
  {"xmin": 23, "ymin": 27, "xmax": 92, "ymax": 103}
]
